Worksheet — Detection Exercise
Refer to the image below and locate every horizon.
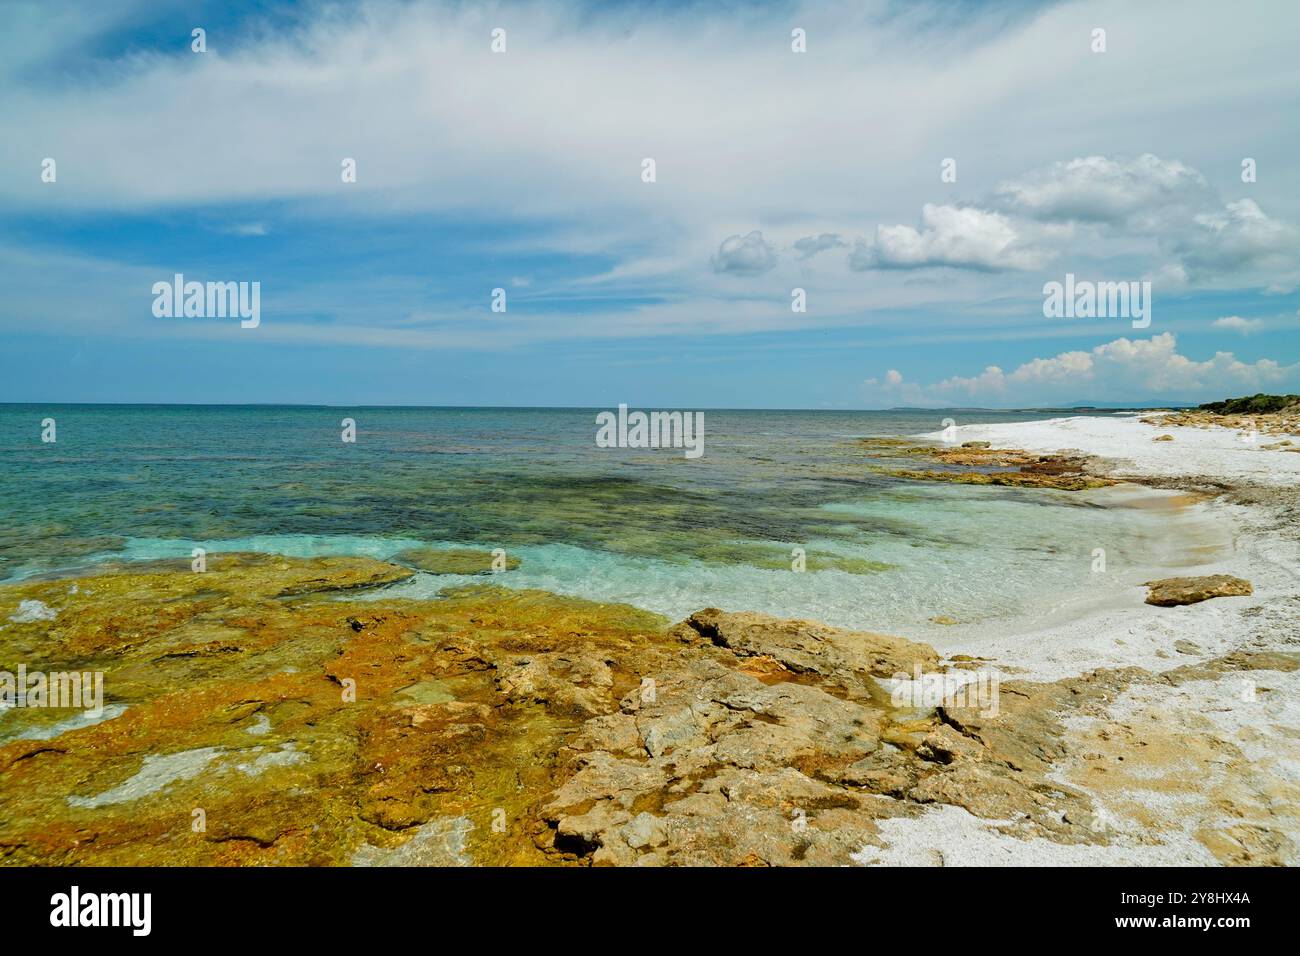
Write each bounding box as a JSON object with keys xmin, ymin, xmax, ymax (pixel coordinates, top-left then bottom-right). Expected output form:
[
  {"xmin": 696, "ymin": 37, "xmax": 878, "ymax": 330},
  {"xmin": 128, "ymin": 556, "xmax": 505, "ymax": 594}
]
[{"xmin": 0, "ymin": 400, "xmax": 1202, "ymax": 412}]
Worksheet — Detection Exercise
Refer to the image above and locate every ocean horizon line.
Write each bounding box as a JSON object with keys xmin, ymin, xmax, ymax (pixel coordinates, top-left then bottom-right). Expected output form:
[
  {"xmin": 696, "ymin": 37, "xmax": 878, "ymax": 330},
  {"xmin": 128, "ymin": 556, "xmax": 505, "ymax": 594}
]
[{"xmin": 0, "ymin": 401, "xmax": 1197, "ymax": 413}]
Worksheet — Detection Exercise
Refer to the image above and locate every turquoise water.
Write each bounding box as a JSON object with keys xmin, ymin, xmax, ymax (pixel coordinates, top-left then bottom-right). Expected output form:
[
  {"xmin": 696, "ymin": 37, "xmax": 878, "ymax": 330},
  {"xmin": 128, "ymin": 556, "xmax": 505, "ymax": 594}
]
[{"xmin": 0, "ymin": 405, "xmax": 1199, "ymax": 632}]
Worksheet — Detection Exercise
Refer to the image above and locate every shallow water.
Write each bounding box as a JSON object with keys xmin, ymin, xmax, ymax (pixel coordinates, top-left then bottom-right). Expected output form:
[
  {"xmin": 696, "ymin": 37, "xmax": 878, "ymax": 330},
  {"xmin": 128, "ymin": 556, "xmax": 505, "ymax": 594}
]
[{"xmin": 0, "ymin": 405, "xmax": 1222, "ymax": 632}]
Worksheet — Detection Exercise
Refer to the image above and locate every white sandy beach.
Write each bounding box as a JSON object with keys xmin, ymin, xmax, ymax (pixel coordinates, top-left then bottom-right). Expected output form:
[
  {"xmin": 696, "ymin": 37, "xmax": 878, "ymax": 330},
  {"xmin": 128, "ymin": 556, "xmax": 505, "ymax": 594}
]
[
  {"xmin": 920, "ymin": 412, "xmax": 1300, "ymax": 487},
  {"xmin": 859, "ymin": 412, "xmax": 1300, "ymax": 866}
]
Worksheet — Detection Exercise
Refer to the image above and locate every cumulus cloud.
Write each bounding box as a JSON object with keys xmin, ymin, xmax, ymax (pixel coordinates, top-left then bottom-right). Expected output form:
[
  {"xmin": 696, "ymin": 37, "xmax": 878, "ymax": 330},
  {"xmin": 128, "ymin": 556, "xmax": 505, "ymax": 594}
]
[
  {"xmin": 850, "ymin": 204, "xmax": 1053, "ymax": 272},
  {"xmin": 992, "ymin": 155, "xmax": 1300, "ymax": 283},
  {"xmin": 711, "ymin": 231, "xmax": 777, "ymax": 275},
  {"xmin": 859, "ymin": 154, "xmax": 1300, "ymax": 288},
  {"xmin": 793, "ymin": 233, "xmax": 847, "ymax": 259},
  {"xmin": 994, "ymin": 154, "xmax": 1211, "ymax": 226},
  {"xmin": 867, "ymin": 333, "xmax": 1297, "ymax": 406},
  {"xmin": 1212, "ymin": 315, "xmax": 1264, "ymax": 334},
  {"xmin": 1170, "ymin": 199, "xmax": 1300, "ymax": 281}
]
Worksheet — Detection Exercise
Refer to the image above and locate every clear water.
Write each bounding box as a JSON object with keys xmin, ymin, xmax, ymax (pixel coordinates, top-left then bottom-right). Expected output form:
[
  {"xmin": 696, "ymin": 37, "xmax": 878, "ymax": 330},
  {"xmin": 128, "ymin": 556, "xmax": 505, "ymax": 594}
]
[{"xmin": 0, "ymin": 405, "xmax": 1210, "ymax": 633}]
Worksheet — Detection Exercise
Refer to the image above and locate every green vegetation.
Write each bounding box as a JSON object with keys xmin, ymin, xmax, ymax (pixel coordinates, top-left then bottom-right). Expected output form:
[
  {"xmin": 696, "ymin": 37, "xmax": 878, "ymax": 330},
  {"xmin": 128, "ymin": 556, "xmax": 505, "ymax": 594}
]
[{"xmin": 1198, "ymin": 394, "xmax": 1300, "ymax": 414}]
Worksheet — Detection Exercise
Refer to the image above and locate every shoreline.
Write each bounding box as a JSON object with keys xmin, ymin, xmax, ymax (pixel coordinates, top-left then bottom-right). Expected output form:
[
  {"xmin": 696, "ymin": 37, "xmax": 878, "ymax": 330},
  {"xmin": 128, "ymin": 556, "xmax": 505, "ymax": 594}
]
[
  {"xmin": 863, "ymin": 411, "xmax": 1300, "ymax": 865},
  {"xmin": 914, "ymin": 414, "xmax": 1298, "ymax": 680}
]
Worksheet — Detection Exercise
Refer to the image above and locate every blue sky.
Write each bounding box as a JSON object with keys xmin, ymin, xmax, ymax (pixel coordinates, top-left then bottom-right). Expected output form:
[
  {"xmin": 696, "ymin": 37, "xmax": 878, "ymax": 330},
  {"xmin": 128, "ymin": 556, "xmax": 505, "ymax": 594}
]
[{"xmin": 2, "ymin": 0, "xmax": 1298, "ymax": 407}]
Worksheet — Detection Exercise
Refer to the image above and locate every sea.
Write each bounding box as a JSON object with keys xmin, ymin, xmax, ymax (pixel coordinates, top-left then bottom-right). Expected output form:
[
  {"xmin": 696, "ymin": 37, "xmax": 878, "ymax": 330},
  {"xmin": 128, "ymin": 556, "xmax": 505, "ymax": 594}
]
[{"xmin": 0, "ymin": 404, "xmax": 1210, "ymax": 635}]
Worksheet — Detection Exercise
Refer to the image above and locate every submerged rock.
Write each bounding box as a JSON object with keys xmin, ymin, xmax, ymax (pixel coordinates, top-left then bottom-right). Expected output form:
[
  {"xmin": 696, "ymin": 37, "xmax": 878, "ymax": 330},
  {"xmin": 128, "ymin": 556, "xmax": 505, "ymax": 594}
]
[
  {"xmin": 392, "ymin": 547, "xmax": 520, "ymax": 575},
  {"xmin": 1144, "ymin": 574, "xmax": 1253, "ymax": 607},
  {"xmin": 882, "ymin": 468, "xmax": 1114, "ymax": 491}
]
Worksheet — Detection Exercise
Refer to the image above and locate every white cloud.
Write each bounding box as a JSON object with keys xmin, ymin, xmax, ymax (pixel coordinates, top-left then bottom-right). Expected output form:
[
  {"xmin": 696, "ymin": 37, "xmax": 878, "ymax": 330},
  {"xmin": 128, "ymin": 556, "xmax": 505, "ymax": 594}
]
[
  {"xmin": 1212, "ymin": 315, "xmax": 1264, "ymax": 334},
  {"xmin": 712, "ymin": 231, "xmax": 777, "ymax": 275},
  {"xmin": 793, "ymin": 233, "xmax": 847, "ymax": 259},
  {"xmin": 854, "ymin": 153, "xmax": 1299, "ymax": 287},
  {"xmin": 994, "ymin": 154, "xmax": 1211, "ymax": 226},
  {"xmin": 867, "ymin": 333, "xmax": 1297, "ymax": 406},
  {"xmin": 850, "ymin": 204, "xmax": 1054, "ymax": 272},
  {"xmin": 1171, "ymin": 199, "xmax": 1300, "ymax": 281}
]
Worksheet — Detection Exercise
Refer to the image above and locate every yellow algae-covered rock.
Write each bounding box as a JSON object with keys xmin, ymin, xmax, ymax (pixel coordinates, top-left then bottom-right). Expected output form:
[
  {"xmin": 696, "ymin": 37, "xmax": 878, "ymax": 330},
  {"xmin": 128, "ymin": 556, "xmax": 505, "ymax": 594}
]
[
  {"xmin": 881, "ymin": 467, "xmax": 1114, "ymax": 491},
  {"xmin": 391, "ymin": 547, "xmax": 520, "ymax": 575},
  {"xmin": 8, "ymin": 554, "xmax": 1273, "ymax": 867},
  {"xmin": 679, "ymin": 607, "xmax": 938, "ymax": 679},
  {"xmin": 1143, "ymin": 574, "xmax": 1254, "ymax": 607}
]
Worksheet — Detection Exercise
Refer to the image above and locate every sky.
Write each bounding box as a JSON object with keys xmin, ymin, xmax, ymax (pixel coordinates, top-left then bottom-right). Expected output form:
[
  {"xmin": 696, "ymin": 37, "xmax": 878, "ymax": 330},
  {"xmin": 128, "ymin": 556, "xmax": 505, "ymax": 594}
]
[{"xmin": 1, "ymin": 0, "xmax": 1298, "ymax": 408}]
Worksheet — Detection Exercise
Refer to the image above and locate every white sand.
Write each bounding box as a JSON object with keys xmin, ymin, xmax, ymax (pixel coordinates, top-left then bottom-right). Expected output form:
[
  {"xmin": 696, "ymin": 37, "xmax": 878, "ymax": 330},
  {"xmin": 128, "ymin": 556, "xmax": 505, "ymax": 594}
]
[
  {"xmin": 857, "ymin": 413, "xmax": 1300, "ymax": 866},
  {"xmin": 852, "ymin": 804, "xmax": 1217, "ymax": 867},
  {"xmin": 918, "ymin": 412, "xmax": 1300, "ymax": 487}
]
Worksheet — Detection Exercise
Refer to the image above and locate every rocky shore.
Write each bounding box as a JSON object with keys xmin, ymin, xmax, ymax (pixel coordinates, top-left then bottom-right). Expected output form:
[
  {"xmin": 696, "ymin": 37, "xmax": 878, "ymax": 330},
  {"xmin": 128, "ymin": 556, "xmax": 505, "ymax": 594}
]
[{"xmin": 1, "ymin": 412, "xmax": 1296, "ymax": 866}]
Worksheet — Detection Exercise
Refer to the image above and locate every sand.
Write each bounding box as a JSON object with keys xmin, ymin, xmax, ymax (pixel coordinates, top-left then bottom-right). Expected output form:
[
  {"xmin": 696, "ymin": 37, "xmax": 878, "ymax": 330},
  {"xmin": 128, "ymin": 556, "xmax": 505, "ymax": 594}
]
[{"xmin": 918, "ymin": 412, "xmax": 1300, "ymax": 487}]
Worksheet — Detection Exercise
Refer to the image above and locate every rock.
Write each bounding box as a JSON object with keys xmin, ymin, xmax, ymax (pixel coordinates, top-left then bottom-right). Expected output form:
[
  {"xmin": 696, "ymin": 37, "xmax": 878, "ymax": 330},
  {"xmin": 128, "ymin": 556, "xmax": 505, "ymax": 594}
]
[
  {"xmin": 352, "ymin": 817, "xmax": 474, "ymax": 866},
  {"xmin": 622, "ymin": 812, "xmax": 667, "ymax": 849},
  {"xmin": 1153, "ymin": 434, "xmax": 1175, "ymax": 442},
  {"xmin": 961, "ymin": 441, "xmax": 992, "ymax": 449},
  {"xmin": 495, "ymin": 652, "xmax": 615, "ymax": 719},
  {"xmin": 557, "ymin": 803, "xmax": 631, "ymax": 849},
  {"xmin": 1144, "ymin": 574, "xmax": 1253, "ymax": 607},
  {"xmin": 882, "ymin": 468, "xmax": 1114, "ymax": 491},
  {"xmin": 916, "ymin": 725, "xmax": 985, "ymax": 765},
  {"xmin": 682, "ymin": 608, "xmax": 939, "ymax": 679},
  {"xmin": 571, "ymin": 713, "xmax": 642, "ymax": 754},
  {"xmin": 930, "ymin": 615, "xmax": 959, "ymax": 626},
  {"xmin": 1063, "ymin": 810, "xmax": 1106, "ymax": 834},
  {"xmin": 838, "ymin": 760, "xmax": 911, "ymax": 795},
  {"xmin": 392, "ymin": 547, "xmax": 520, "ymax": 575},
  {"xmin": 1173, "ymin": 639, "xmax": 1201, "ymax": 656}
]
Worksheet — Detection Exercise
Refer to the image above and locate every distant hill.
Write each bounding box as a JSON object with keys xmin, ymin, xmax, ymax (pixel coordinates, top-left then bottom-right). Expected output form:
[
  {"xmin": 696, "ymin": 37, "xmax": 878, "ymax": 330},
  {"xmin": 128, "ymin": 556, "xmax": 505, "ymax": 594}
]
[
  {"xmin": 887, "ymin": 403, "xmax": 1194, "ymax": 413},
  {"xmin": 1198, "ymin": 393, "xmax": 1300, "ymax": 414}
]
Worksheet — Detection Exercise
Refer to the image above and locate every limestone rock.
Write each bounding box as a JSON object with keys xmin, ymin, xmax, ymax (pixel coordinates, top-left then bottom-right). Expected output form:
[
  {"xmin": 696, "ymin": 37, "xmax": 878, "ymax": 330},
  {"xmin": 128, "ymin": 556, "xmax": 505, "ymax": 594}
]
[
  {"xmin": 1144, "ymin": 574, "xmax": 1253, "ymax": 607},
  {"xmin": 682, "ymin": 608, "xmax": 939, "ymax": 679},
  {"xmin": 622, "ymin": 812, "xmax": 667, "ymax": 849}
]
